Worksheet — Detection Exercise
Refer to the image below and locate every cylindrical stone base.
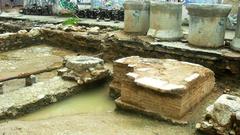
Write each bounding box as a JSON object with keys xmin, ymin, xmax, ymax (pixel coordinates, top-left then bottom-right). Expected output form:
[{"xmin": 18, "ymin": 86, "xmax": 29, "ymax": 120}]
[
  {"xmin": 147, "ymin": 2, "xmax": 183, "ymax": 41},
  {"xmin": 231, "ymin": 6, "xmax": 240, "ymax": 52},
  {"xmin": 186, "ymin": 4, "xmax": 232, "ymax": 48},
  {"xmin": 124, "ymin": 0, "xmax": 150, "ymax": 34}
]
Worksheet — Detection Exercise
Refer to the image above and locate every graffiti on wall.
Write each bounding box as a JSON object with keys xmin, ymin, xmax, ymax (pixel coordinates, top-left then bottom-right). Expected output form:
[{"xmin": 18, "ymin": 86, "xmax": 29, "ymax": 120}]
[
  {"xmin": 91, "ymin": 0, "xmax": 124, "ymax": 9},
  {"xmin": 59, "ymin": 0, "xmax": 78, "ymax": 11},
  {"xmin": 25, "ymin": 0, "xmax": 56, "ymax": 6}
]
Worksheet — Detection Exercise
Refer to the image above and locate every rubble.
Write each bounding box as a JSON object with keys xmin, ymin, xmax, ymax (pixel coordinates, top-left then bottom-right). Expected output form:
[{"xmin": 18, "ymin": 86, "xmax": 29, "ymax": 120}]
[
  {"xmin": 112, "ymin": 56, "xmax": 215, "ymax": 123},
  {"xmin": 196, "ymin": 94, "xmax": 240, "ymax": 135},
  {"xmin": 59, "ymin": 56, "xmax": 110, "ymax": 85}
]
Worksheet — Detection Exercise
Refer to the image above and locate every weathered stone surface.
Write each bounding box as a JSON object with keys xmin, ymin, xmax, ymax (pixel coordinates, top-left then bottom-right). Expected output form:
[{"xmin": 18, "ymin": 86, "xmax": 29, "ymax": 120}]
[
  {"xmin": 65, "ymin": 56, "xmax": 104, "ymax": 72},
  {"xmin": 0, "ymin": 46, "xmax": 64, "ymax": 82},
  {"xmin": 124, "ymin": 0, "xmax": 150, "ymax": 34},
  {"xmin": 0, "ymin": 32, "xmax": 16, "ymax": 39},
  {"xmin": 17, "ymin": 30, "xmax": 28, "ymax": 34},
  {"xmin": 0, "ymin": 77, "xmax": 78, "ymax": 119},
  {"xmin": 104, "ymin": 31, "xmax": 240, "ymax": 74},
  {"xmin": 197, "ymin": 94, "xmax": 240, "ymax": 135},
  {"xmin": 61, "ymin": 56, "xmax": 110, "ymax": 85},
  {"xmin": 88, "ymin": 27, "xmax": 100, "ymax": 35},
  {"xmin": 231, "ymin": 6, "xmax": 240, "ymax": 52},
  {"xmin": 112, "ymin": 56, "xmax": 215, "ymax": 122},
  {"xmin": 41, "ymin": 29, "xmax": 104, "ymax": 52},
  {"xmin": 147, "ymin": 2, "xmax": 183, "ymax": 41},
  {"xmin": 187, "ymin": 4, "xmax": 232, "ymax": 48},
  {"xmin": 27, "ymin": 27, "xmax": 41, "ymax": 37},
  {"xmin": 1, "ymin": 22, "xmax": 240, "ymax": 76},
  {"xmin": 0, "ymin": 28, "xmax": 43, "ymax": 52},
  {"xmin": 0, "ymin": 20, "xmax": 41, "ymax": 33}
]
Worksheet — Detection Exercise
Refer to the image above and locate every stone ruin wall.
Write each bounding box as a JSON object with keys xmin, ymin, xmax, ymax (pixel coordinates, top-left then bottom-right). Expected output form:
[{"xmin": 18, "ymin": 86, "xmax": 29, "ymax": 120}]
[{"xmin": 0, "ymin": 24, "xmax": 240, "ymax": 74}]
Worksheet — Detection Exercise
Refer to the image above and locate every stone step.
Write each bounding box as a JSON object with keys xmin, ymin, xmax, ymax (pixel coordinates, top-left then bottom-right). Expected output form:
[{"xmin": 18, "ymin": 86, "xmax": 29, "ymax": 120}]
[{"xmin": 0, "ymin": 77, "xmax": 78, "ymax": 120}]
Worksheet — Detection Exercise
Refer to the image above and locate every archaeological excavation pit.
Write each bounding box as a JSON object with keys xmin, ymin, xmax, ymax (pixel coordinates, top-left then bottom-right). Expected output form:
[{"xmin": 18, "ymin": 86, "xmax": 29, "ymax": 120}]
[{"xmin": 0, "ymin": 1, "xmax": 240, "ymax": 135}]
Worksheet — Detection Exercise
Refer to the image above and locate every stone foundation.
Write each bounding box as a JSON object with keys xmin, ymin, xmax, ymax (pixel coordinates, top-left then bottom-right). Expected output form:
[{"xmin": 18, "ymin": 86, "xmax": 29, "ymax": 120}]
[
  {"xmin": 1, "ymin": 24, "xmax": 240, "ymax": 74},
  {"xmin": 112, "ymin": 56, "xmax": 215, "ymax": 123},
  {"xmin": 0, "ymin": 55, "xmax": 111, "ymax": 120}
]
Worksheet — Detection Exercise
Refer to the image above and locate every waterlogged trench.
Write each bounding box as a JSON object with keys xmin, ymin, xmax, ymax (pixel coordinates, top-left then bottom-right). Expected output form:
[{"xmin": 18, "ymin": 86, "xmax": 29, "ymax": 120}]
[
  {"xmin": 16, "ymin": 83, "xmax": 194, "ymax": 135},
  {"xmin": 0, "ymin": 44, "xmax": 197, "ymax": 135},
  {"xmin": 19, "ymin": 83, "xmax": 115, "ymax": 121}
]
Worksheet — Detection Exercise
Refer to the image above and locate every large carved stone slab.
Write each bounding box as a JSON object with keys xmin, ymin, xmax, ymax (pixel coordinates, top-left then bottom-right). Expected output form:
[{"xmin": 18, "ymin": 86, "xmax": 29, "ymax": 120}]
[{"xmin": 111, "ymin": 56, "xmax": 215, "ymax": 123}]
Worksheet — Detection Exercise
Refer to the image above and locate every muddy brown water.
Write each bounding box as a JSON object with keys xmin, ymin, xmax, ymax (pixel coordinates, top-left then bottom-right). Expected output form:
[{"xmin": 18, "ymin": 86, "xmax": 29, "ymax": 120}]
[
  {"xmin": 17, "ymin": 83, "xmax": 196, "ymax": 135},
  {"xmin": 19, "ymin": 83, "xmax": 115, "ymax": 121}
]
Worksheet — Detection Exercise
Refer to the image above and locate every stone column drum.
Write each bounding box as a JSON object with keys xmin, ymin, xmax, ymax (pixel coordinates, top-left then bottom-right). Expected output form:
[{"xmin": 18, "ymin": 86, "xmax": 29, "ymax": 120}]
[
  {"xmin": 231, "ymin": 6, "xmax": 240, "ymax": 52},
  {"xmin": 124, "ymin": 0, "xmax": 150, "ymax": 34},
  {"xmin": 186, "ymin": 4, "xmax": 232, "ymax": 48},
  {"xmin": 147, "ymin": 2, "xmax": 183, "ymax": 41}
]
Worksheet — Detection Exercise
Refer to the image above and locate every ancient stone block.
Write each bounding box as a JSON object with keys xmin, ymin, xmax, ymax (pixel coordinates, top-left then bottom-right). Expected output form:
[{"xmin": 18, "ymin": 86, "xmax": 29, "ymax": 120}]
[
  {"xmin": 186, "ymin": 4, "xmax": 232, "ymax": 48},
  {"xmin": 124, "ymin": 0, "xmax": 150, "ymax": 34},
  {"xmin": 147, "ymin": 2, "xmax": 183, "ymax": 41},
  {"xmin": 65, "ymin": 56, "xmax": 104, "ymax": 73},
  {"xmin": 61, "ymin": 56, "xmax": 110, "ymax": 84},
  {"xmin": 112, "ymin": 56, "xmax": 215, "ymax": 122}
]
